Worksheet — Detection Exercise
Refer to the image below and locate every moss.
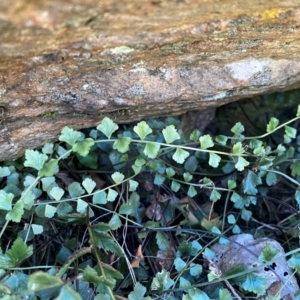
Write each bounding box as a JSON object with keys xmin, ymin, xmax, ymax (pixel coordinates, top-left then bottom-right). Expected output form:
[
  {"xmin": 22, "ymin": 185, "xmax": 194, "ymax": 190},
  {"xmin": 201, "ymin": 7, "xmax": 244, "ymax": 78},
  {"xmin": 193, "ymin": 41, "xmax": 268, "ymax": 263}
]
[{"xmin": 42, "ymin": 111, "xmax": 59, "ymax": 118}]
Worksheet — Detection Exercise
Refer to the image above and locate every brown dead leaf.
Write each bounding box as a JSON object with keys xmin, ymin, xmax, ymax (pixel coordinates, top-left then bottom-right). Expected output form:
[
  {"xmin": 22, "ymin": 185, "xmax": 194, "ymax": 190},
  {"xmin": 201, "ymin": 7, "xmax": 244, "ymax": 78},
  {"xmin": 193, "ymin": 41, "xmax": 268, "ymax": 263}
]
[
  {"xmin": 145, "ymin": 202, "xmax": 162, "ymax": 221},
  {"xmin": 156, "ymin": 192, "xmax": 172, "ymax": 203},
  {"xmin": 142, "ymin": 178, "xmax": 154, "ymax": 192},
  {"xmin": 156, "ymin": 246, "xmax": 176, "ymax": 271},
  {"xmin": 267, "ymin": 281, "xmax": 281, "ymax": 296},
  {"xmin": 131, "ymin": 245, "xmax": 144, "ymax": 268},
  {"xmin": 137, "ymin": 172, "xmax": 154, "ymax": 192}
]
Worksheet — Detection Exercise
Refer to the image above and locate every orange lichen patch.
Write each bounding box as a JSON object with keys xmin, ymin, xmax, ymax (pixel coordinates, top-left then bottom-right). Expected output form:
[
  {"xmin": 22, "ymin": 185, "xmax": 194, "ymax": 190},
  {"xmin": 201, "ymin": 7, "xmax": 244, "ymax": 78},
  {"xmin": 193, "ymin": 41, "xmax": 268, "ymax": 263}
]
[{"xmin": 254, "ymin": 8, "xmax": 289, "ymax": 20}]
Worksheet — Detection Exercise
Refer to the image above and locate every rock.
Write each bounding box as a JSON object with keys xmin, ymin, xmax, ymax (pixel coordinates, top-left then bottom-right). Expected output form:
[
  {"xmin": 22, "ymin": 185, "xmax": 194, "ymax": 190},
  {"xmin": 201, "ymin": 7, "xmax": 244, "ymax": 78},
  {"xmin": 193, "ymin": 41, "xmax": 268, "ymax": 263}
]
[{"xmin": 1, "ymin": 0, "xmax": 300, "ymax": 160}]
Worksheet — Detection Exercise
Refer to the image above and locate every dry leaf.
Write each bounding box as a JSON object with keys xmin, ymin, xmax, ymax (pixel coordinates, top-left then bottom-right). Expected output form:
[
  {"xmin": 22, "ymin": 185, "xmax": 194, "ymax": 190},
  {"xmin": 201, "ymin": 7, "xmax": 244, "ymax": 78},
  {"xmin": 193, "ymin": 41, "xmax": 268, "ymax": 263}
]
[
  {"xmin": 145, "ymin": 202, "xmax": 162, "ymax": 221},
  {"xmin": 211, "ymin": 234, "xmax": 299, "ymax": 299},
  {"xmin": 137, "ymin": 172, "xmax": 154, "ymax": 192},
  {"xmin": 267, "ymin": 281, "xmax": 281, "ymax": 296},
  {"xmin": 131, "ymin": 245, "xmax": 144, "ymax": 268},
  {"xmin": 156, "ymin": 192, "xmax": 172, "ymax": 203},
  {"xmin": 156, "ymin": 246, "xmax": 176, "ymax": 271}
]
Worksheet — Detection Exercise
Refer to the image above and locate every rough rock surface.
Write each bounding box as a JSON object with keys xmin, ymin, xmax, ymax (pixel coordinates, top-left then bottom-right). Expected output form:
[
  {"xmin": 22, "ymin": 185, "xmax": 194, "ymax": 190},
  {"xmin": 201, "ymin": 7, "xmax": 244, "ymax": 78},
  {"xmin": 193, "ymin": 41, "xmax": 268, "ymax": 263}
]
[{"xmin": 1, "ymin": 0, "xmax": 300, "ymax": 160}]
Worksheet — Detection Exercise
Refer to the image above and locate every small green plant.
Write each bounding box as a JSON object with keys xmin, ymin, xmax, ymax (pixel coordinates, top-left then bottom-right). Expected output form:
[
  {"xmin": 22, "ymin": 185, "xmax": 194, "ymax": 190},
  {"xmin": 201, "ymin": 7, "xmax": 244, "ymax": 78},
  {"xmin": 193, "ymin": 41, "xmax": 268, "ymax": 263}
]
[{"xmin": 0, "ymin": 105, "xmax": 299, "ymax": 299}]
